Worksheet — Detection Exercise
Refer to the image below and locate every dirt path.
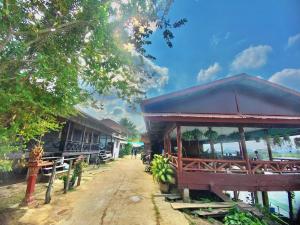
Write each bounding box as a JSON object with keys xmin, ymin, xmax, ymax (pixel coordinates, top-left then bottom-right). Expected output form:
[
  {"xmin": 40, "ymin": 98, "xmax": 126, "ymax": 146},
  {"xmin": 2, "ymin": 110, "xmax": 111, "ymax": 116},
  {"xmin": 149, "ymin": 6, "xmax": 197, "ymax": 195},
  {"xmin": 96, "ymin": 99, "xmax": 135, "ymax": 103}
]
[{"xmin": 5, "ymin": 157, "xmax": 189, "ymax": 225}]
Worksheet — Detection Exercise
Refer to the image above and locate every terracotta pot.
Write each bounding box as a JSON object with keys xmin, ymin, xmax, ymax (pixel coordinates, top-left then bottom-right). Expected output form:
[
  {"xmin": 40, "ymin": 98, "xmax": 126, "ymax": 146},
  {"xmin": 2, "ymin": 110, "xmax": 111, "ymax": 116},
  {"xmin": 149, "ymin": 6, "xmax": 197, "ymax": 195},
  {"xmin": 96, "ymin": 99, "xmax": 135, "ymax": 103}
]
[{"xmin": 159, "ymin": 182, "xmax": 169, "ymax": 193}]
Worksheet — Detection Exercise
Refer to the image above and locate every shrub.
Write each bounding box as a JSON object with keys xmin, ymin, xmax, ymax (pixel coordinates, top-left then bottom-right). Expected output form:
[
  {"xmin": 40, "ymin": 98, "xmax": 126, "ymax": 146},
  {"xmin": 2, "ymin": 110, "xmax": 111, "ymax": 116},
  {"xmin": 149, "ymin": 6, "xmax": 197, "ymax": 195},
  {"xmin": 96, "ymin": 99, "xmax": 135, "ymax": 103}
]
[
  {"xmin": 151, "ymin": 154, "xmax": 174, "ymax": 184},
  {"xmin": 119, "ymin": 143, "xmax": 132, "ymax": 158},
  {"xmin": 224, "ymin": 207, "xmax": 267, "ymax": 225}
]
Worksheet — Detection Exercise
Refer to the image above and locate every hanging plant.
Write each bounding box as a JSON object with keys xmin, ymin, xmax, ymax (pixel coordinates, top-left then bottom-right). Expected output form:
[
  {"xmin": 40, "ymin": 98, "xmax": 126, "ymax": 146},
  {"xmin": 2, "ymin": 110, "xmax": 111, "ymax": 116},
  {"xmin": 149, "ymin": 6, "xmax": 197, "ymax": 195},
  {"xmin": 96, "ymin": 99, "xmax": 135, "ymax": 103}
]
[
  {"xmin": 182, "ymin": 131, "xmax": 194, "ymax": 144},
  {"xmin": 283, "ymin": 134, "xmax": 291, "ymax": 143},
  {"xmin": 273, "ymin": 135, "xmax": 282, "ymax": 147},
  {"xmin": 191, "ymin": 129, "xmax": 203, "ymax": 141},
  {"xmin": 204, "ymin": 128, "xmax": 218, "ymax": 143}
]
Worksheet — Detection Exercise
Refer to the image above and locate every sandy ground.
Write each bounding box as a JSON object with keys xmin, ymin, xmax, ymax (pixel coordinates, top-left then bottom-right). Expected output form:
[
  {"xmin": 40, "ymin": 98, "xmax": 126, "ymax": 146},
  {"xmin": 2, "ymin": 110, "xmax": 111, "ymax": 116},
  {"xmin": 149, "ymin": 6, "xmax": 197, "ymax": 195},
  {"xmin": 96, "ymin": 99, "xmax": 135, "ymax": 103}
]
[{"xmin": 1, "ymin": 157, "xmax": 190, "ymax": 225}]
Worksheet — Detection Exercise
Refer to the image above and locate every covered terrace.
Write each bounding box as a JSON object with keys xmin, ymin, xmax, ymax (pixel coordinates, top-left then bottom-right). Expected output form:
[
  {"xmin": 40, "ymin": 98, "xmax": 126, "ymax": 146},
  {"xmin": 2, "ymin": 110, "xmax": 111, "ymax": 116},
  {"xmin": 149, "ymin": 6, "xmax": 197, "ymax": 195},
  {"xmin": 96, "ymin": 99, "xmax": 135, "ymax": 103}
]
[{"xmin": 141, "ymin": 74, "xmax": 300, "ymax": 194}]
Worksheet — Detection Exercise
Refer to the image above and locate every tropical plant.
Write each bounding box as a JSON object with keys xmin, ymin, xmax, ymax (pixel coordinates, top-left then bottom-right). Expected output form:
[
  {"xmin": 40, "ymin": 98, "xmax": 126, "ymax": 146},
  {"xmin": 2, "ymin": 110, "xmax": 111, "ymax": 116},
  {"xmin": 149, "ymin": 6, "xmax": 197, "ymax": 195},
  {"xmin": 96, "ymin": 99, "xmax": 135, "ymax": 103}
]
[
  {"xmin": 273, "ymin": 135, "xmax": 282, "ymax": 147},
  {"xmin": 119, "ymin": 118, "xmax": 139, "ymax": 140},
  {"xmin": 204, "ymin": 128, "xmax": 218, "ymax": 158},
  {"xmin": 224, "ymin": 207, "xmax": 267, "ymax": 225},
  {"xmin": 151, "ymin": 154, "xmax": 174, "ymax": 184},
  {"xmin": 283, "ymin": 134, "xmax": 291, "ymax": 143},
  {"xmin": 182, "ymin": 131, "xmax": 194, "ymax": 143},
  {"xmin": 204, "ymin": 128, "xmax": 218, "ymax": 143}
]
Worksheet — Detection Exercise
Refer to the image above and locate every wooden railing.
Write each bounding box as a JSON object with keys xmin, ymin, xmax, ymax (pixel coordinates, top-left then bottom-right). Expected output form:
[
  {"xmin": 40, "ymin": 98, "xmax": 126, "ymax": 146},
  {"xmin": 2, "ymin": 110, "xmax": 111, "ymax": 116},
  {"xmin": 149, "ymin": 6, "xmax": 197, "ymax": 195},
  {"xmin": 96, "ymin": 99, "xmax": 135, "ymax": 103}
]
[
  {"xmin": 167, "ymin": 155, "xmax": 300, "ymax": 174},
  {"xmin": 182, "ymin": 158, "xmax": 249, "ymax": 174},
  {"xmin": 250, "ymin": 160, "xmax": 300, "ymax": 174},
  {"xmin": 65, "ymin": 141, "xmax": 101, "ymax": 152}
]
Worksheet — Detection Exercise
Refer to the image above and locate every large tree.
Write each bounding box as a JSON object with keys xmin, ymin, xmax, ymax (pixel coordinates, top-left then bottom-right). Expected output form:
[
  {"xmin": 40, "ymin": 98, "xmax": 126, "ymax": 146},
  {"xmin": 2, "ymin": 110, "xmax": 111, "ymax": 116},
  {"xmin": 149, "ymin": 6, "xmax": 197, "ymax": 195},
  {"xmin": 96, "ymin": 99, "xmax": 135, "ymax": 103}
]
[
  {"xmin": 119, "ymin": 117, "xmax": 138, "ymax": 140},
  {"xmin": 0, "ymin": 0, "xmax": 186, "ymax": 169}
]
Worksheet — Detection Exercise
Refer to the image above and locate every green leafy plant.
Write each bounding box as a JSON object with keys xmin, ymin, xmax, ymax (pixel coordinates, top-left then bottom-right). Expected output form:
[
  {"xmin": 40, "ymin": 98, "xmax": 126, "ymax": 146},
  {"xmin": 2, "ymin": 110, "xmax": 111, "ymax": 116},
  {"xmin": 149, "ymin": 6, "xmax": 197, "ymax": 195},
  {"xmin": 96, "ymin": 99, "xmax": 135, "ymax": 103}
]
[
  {"xmin": 224, "ymin": 207, "xmax": 267, "ymax": 225},
  {"xmin": 204, "ymin": 128, "xmax": 218, "ymax": 143},
  {"xmin": 151, "ymin": 154, "xmax": 174, "ymax": 184},
  {"xmin": 273, "ymin": 135, "xmax": 282, "ymax": 147},
  {"xmin": 119, "ymin": 143, "xmax": 132, "ymax": 158}
]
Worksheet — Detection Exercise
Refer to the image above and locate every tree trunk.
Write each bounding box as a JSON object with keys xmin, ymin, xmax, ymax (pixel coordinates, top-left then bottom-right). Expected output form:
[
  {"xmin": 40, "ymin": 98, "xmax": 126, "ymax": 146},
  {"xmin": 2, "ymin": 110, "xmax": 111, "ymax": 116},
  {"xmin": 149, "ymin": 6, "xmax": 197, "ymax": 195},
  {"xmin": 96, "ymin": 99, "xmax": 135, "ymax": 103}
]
[
  {"xmin": 210, "ymin": 141, "xmax": 215, "ymax": 158},
  {"xmin": 45, "ymin": 162, "xmax": 56, "ymax": 204}
]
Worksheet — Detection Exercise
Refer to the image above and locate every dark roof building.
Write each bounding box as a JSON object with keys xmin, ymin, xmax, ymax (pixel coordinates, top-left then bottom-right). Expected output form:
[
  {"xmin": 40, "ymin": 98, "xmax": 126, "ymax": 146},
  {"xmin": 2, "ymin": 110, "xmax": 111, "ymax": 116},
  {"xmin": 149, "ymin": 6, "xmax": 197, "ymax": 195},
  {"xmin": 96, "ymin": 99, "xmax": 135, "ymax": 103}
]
[{"xmin": 141, "ymin": 74, "xmax": 300, "ymax": 205}]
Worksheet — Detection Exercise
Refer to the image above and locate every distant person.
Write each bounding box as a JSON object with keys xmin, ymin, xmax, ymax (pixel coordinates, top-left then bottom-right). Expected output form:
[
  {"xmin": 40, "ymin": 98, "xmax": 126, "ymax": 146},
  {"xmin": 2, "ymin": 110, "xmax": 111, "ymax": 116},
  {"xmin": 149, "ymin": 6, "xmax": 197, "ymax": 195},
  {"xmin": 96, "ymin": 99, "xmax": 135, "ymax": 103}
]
[{"xmin": 134, "ymin": 148, "xmax": 137, "ymax": 159}]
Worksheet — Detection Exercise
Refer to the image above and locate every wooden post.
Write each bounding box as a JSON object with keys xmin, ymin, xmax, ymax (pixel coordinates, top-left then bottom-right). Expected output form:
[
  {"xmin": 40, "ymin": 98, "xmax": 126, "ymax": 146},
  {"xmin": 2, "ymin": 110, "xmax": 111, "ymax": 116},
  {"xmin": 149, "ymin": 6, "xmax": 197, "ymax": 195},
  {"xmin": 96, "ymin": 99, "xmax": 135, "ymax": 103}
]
[
  {"xmin": 167, "ymin": 134, "xmax": 171, "ymax": 155},
  {"xmin": 90, "ymin": 131, "xmax": 93, "ymax": 151},
  {"xmin": 287, "ymin": 191, "xmax": 294, "ymax": 221},
  {"xmin": 164, "ymin": 137, "xmax": 167, "ymax": 156},
  {"xmin": 177, "ymin": 126, "xmax": 183, "ymax": 183},
  {"xmin": 262, "ymin": 191, "xmax": 269, "ymax": 209},
  {"xmin": 238, "ymin": 127, "xmax": 251, "ymax": 173},
  {"xmin": 63, "ymin": 122, "xmax": 71, "ymax": 151},
  {"xmin": 253, "ymin": 191, "xmax": 259, "ymax": 205},
  {"xmin": 77, "ymin": 161, "xmax": 83, "ymax": 187},
  {"xmin": 265, "ymin": 137, "xmax": 273, "ymax": 161},
  {"xmin": 45, "ymin": 161, "xmax": 56, "ymax": 204},
  {"xmin": 64, "ymin": 160, "xmax": 73, "ymax": 194},
  {"xmin": 80, "ymin": 126, "xmax": 86, "ymax": 152},
  {"xmin": 233, "ymin": 191, "xmax": 239, "ymax": 201}
]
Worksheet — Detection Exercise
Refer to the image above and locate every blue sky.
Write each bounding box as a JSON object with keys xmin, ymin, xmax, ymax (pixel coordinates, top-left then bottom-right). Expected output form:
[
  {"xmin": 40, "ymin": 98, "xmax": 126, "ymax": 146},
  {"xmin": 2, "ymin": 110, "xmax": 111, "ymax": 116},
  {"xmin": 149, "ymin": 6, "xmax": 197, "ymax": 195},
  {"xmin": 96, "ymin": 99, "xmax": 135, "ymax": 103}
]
[
  {"xmin": 84, "ymin": 0, "xmax": 300, "ymax": 130},
  {"xmin": 146, "ymin": 0, "xmax": 300, "ymax": 96}
]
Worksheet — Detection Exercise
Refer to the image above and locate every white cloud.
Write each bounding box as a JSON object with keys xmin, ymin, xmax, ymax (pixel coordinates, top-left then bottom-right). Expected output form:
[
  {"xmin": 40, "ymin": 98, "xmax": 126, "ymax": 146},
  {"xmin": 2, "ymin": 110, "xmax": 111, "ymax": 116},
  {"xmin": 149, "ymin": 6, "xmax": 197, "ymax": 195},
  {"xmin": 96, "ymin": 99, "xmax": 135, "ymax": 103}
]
[
  {"xmin": 197, "ymin": 62, "xmax": 221, "ymax": 83},
  {"xmin": 231, "ymin": 45, "xmax": 272, "ymax": 71},
  {"xmin": 287, "ymin": 33, "xmax": 300, "ymax": 48},
  {"xmin": 269, "ymin": 68, "xmax": 300, "ymax": 91}
]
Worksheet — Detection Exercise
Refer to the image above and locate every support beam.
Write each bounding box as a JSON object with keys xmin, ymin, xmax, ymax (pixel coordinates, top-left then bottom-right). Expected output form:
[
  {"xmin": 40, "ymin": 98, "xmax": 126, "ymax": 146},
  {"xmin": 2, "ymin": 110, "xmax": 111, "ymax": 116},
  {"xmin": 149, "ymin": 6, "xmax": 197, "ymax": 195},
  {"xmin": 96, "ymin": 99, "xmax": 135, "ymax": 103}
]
[
  {"xmin": 287, "ymin": 191, "xmax": 294, "ymax": 221},
  {"xmin": 167, "ymin": 134, "xmax": 171, "ymax": 155},
  {"xmin": 63, "ymin": 122, "xmax": 71, "ymax": 151},
  {"xmin": 233, "ymin": 191, "xmax": 239, "ymax": 201},
  {"xmin": 238, "ymin": 127, "xmax": 251, "ymax": 173},
  {"xmin": 177, "ymin": 126, "xmax": 183, "ymax": 182},
  {"xmin": 80, "ymin": 126, "xmax": 86, "ymax": 152},
  {"xmin": 262, "ymin": 191, "xmax": 269, "ymax": 209}
]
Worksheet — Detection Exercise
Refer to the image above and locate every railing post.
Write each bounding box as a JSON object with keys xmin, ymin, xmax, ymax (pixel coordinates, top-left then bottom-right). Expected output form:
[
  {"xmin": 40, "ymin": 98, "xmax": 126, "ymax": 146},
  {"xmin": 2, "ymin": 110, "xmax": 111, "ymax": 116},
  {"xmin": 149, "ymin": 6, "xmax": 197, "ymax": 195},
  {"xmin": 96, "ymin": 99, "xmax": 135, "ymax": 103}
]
[{"xmin": 238, "ymin": 127, "xmax": 251, "ymax": 174}]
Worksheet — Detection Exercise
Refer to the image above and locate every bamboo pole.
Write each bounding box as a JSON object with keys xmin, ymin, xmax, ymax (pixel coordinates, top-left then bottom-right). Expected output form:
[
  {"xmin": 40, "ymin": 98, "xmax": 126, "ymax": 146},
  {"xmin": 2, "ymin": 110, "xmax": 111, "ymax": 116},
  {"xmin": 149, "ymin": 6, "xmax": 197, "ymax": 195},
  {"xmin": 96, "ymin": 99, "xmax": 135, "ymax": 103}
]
[{"xmin": 64, "ymin": 160, "xmax": 73, "ymax": 194}]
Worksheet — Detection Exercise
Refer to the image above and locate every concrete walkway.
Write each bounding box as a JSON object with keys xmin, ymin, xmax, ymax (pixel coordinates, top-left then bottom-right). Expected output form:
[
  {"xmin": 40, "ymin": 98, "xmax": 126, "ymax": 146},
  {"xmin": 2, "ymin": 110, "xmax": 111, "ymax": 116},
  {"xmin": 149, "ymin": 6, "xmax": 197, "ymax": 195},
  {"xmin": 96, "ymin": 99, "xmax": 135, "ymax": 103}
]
[{"xmin": 11, "ymin": 157, "xmax": 189, "ymax": 225}]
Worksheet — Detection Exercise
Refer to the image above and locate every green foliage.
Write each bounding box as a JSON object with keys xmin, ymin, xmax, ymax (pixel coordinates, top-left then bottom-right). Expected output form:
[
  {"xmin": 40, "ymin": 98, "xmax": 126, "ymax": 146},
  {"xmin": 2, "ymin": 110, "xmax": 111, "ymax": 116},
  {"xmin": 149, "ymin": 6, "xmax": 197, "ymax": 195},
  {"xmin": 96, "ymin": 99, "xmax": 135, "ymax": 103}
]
[
  {"xmin": 224, "ymin": 207, "xmax": 267, "ymax": 225},
  {"xmin": 204, "ymin": 128, "xmax": 218, "ymax": 143},
  {"xmin": 0, "ymin": 0, "xmax": 186, "ymax": 170},
  {"xmin": 151, "ymin": 154, "xmax": 174, "ymax": 184},
  {"xmin": 182, "ymin": 129, "xmax": 203, "ymax": 142},
  {"xmin": 273, "ymin": 135, "xmax": 282, "ymax": 147},
  {"xmin": 119, "ymin": 143, "xmax": 132, "ymax": 158},
  {"xmin": 119, "ymin": 118, "xmax": 139, "ymax": 140}
]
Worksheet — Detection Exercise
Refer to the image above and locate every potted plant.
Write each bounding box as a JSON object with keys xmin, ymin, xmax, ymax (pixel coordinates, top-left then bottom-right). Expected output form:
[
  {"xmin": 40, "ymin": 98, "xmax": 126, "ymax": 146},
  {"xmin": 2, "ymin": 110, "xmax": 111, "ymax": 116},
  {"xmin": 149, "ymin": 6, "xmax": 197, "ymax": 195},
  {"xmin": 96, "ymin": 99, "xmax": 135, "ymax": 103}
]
[
  {"xmin": 151, "ymin": 154, "xmax": 175, "ymax": 193},
  {"xmin": 204, "ymin": 128, "xmax": 218, "ymax": 158}
]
